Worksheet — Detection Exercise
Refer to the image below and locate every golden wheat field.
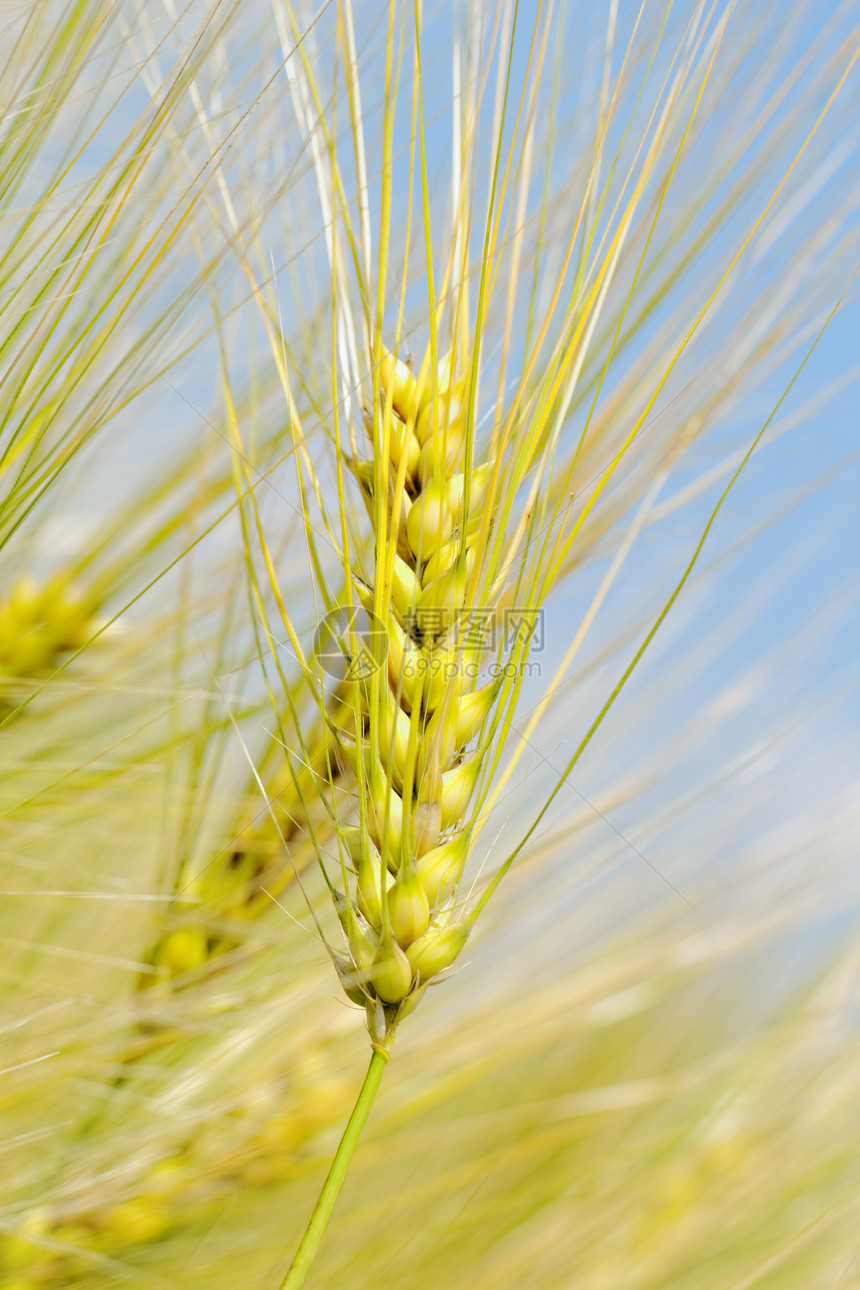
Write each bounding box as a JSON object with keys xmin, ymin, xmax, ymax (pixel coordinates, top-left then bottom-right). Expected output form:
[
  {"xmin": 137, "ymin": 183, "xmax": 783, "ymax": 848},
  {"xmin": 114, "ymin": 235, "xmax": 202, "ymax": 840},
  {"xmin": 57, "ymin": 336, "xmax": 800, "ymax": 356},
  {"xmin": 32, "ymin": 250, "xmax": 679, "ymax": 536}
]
[{"xmin": 1, "ymin": 1, "xmax": 859, "ymax": 1287}]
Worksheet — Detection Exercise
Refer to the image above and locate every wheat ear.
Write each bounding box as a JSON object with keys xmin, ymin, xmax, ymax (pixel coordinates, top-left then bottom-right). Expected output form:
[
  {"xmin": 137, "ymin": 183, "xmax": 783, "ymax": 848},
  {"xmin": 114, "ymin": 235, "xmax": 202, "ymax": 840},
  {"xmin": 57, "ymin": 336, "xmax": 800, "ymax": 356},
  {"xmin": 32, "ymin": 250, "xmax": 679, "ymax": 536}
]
[
  {"xmin": 331, "ymin": 346, "xmax": 500, "ymax": 1033},
  {"xmin": 278, "ymin": 327, "xmax": 511, "ymax": 1287},
  {"xmin": 0, "ymin": 577, "xmax": 95, "ymax": 716}
]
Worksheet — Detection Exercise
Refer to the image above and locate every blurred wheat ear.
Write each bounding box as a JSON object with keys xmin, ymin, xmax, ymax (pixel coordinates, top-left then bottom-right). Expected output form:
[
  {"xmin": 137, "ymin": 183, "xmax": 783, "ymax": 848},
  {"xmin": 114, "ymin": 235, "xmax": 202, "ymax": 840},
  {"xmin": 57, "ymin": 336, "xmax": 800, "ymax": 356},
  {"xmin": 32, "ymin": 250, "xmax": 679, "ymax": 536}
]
[{"xmin": 1, "ymin": 2, "xmax": 859, "ymax": 1289}]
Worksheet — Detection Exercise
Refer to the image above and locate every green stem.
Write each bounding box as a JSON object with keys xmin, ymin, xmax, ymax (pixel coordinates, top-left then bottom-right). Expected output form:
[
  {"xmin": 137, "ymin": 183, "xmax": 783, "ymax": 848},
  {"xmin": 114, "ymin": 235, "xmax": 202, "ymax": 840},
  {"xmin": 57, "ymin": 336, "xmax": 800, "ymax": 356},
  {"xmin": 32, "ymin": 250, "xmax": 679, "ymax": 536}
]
[{"xmin": 279, "ymin": 1047, "xmax": 388, "ymax": 1290}]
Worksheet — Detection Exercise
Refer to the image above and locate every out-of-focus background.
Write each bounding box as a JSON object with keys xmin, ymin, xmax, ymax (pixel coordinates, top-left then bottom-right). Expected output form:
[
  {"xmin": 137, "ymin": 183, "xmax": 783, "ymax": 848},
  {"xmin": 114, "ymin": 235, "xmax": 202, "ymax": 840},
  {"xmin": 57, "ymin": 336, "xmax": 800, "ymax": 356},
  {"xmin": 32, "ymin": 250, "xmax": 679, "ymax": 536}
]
[{"xmin": 1, "ymin": 2, "xmax": 859, "ymax": 1287}]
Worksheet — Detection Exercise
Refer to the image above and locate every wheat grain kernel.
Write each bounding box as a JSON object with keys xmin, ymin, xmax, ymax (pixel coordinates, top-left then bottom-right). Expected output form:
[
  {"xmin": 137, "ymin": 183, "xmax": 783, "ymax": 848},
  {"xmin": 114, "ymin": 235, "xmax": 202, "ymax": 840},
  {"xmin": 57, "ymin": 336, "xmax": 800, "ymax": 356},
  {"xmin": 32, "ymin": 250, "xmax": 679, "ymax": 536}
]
[
  {"xmin": 388, "ymin": 864, "xmax": 431, "ymax": 947},
  {"xmin": 406, "ymin": 921, "xmax": 471, "ymax": 981}
]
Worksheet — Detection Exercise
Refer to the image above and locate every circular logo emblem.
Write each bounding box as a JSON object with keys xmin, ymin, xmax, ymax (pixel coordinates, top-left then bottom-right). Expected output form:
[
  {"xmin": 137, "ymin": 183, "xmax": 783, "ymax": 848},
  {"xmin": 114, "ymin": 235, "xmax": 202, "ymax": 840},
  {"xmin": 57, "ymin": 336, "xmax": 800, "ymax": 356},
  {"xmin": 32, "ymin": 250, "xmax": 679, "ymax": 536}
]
[{"xmin": 314, "ymin": 604, "xmax": 387, "ymax": 681}]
